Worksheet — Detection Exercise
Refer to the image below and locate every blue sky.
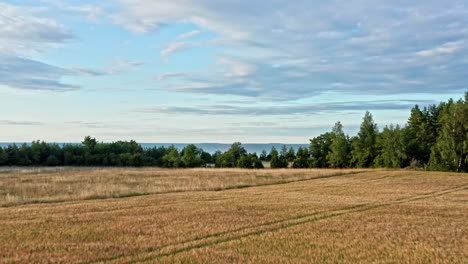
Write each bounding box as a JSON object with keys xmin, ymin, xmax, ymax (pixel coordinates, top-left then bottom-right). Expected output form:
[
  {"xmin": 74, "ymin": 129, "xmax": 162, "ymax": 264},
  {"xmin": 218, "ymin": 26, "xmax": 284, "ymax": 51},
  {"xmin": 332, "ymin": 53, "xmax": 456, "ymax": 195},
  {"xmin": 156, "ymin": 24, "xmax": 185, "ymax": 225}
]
[{"xmin": 0, "ymin": 0, "xmax": 466, "ymax": 143}]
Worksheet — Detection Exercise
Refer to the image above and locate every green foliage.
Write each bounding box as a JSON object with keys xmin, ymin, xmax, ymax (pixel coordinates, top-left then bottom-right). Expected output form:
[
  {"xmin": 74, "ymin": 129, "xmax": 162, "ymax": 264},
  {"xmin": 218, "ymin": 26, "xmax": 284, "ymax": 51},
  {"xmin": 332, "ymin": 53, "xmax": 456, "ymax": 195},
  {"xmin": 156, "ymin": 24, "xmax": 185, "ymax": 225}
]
[
  {"xmin": 162, "ymin": 146, "xmax": 183, "ymax": 168},
  {"xmin": 228, "ymin": 142, "xmax": 247, "ymax": 160},
  {"xmin": 292, "ymin": 147, "xmax": 310, "ymax": 168},
  {"xmin": 375, "ymin": 125, "xmax": 406, "ymax": 168},
  {"xmin": 405, "ymin": 104, "xmax": 441, "ymax": 165},
  {"xmin": 286, "ymin": 147, "xmax": 296, "ymax": 162},
  {"xmin": 351, "ymin": 111, "xmax": 378, "ymax": 167},
  {"xmin": 269, "ymin": 147, "xmax": 279, "ymax": 168},
  {"xmin": 270, "ymin": 147, "xmax": 288, "ymax": 168},
  {"xmin": 181, "ymin": 144, "xmax": 205, "ymax": 168},
  {"xmin": 0, "ymin": 147, "xmax": 7, "ymax": 166},
  {"xmin": 327, "ymin": 122, "xmax": 349, "ymax": 168},
  {"xmin": 216, "ymin": 151, "xmax": 236, "ymax": 168},
  {"xmin": 309, "ymin": 132, "xmax": 333, "ymax": 168},
  {"xmin": 237, "ymin": 154, "xmax": 264, "ymax": 169},
  {"xmin": 429, "ymin": 97, "xmax": 468, "ymax": 172}
]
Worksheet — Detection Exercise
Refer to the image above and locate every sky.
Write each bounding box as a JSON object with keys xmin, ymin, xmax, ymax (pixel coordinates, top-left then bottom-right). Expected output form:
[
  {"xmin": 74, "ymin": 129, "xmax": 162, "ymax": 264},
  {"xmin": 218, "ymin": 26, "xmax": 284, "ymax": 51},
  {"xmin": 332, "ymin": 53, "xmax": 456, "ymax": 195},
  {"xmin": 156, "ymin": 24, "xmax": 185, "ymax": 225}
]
[{"xmin": 0, "ymin": 0, "xmax": 467, "ymax": 143}]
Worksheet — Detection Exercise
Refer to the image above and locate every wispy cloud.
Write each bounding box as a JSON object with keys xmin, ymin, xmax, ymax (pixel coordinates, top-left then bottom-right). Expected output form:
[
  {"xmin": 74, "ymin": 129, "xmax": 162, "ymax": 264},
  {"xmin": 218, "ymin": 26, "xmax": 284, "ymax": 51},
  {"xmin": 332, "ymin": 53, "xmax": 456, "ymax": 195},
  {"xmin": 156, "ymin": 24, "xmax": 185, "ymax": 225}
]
[
  {"xmin": 177, "ymin": 30, "xmax": 201, "ymax": 40},
  {"xmin": 115, "ymin": 0, "xmax": 468, "ymax": 100},
  {"xmin": 116, "ymin": 59, "xmax": 145, "ymax": 67},
  {"xmin": 0, "ymin": 3, "xmax": 79, "ymax": 92},
  {"xmin": 0, "ymin": 120, "xmax": 44, "ymax": 126},
  {"xmin": 0, "ymin": 55, "xmax": 79, "ymax": 92},
  {"xmin": 0, "ymin": 3, "xmax": 73, "ymax": 55},
  {"xmin": 160, "ymin": 42, "xmax": 190, "ymax": 58},
  {"xmin": 415, "ymin": 41, "xmax": 464, "ymax": 57},
  {"xmin": 135, "ymin": 100, "xmax": 435, "ymax": 116},
  {"xmin": 69, "ymin": 67, "xmax": 111, "ymax": 76},
  {"xmin": 154, "ymin": 72, "xmax": 190, "ymax": 81}
]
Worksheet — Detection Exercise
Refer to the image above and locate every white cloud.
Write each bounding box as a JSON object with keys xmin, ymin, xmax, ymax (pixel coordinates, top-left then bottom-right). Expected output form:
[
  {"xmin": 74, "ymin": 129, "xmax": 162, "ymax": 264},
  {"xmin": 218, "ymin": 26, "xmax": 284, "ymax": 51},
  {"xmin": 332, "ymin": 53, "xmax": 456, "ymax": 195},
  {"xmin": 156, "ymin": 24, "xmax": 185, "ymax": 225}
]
[
  {"xmin": 0, "ymin": 3, "xmax": 80, "ymax": 92},
  {"xmin": 160, "ymin": 42, "xmax": 190, "ymax": 58},
  {"xmin": 415, "ymin": 41, "xmax": 463, "ymax": 57},
  {"xmin": 177, "ymin": 30, "xmax": 201, "ymax": 40},
  {"xmin": 113, "ymin": 0, "xmax": 468, "ymax": 100},
  {"xmin": 0, "ymin": 55, "xmax": 79, "ymax": 92},
  {"xmin": 0, "ymin": 3, "xmax": 73, "ymax": 55},
  {"xmin": 155, "ymin": 72, "xmax": 190, "ymax": 81},
  {"xmin": 116, "ymin": 59, "xmax": 145, "ymax": 67}
]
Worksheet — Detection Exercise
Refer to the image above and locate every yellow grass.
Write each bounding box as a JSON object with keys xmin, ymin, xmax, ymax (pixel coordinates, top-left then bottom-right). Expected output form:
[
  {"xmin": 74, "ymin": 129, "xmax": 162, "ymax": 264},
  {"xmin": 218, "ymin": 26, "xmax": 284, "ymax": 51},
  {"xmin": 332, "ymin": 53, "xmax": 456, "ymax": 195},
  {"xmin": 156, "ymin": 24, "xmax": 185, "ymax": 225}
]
[
  {"xmin": 0, "ymin": 168, "xmax": 466, "ymax": 263},
  {"xmin": 0, "ymin": 167, "xmax": 366, "ymax": 207}
]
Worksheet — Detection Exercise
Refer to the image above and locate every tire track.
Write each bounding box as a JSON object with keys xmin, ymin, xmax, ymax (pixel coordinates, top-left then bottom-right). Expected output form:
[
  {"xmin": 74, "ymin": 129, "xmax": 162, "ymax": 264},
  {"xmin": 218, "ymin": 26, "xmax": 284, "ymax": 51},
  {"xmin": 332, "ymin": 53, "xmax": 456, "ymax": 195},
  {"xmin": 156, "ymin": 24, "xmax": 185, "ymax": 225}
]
[
  {"xmin": 5, "ymin": 171, "xmax": 367, "ymax": 209},
  {"xmin": 91, "ymin": 183, "xmax": 468, "ymax": 264}
]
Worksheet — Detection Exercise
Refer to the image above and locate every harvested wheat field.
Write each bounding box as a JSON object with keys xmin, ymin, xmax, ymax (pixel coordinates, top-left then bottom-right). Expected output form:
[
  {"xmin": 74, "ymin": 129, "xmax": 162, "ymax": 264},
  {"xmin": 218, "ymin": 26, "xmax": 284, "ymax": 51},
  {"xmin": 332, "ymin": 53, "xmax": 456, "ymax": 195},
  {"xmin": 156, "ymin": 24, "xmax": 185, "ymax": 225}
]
[{"xmin": 0, "ymin": 168, "xmax": 467, "ymax": 263}]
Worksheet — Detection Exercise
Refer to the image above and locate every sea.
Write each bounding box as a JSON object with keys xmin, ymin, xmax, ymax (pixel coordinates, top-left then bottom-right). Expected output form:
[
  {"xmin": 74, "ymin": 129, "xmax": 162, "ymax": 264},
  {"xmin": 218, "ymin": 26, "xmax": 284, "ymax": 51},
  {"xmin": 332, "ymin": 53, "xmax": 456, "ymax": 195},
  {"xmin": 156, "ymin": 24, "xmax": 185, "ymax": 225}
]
[{"xmin": 0, "ymin": 143, "xmax": 309, "ymax": 154}]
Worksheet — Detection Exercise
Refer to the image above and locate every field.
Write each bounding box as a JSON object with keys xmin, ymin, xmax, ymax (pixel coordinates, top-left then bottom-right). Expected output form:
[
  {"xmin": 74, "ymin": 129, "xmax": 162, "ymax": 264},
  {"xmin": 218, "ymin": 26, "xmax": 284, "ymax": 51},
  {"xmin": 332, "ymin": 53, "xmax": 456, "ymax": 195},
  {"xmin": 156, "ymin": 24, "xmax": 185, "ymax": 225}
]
[{"xmin": 0, "ymin": 168, "xmax": 467, "ymax": 263}]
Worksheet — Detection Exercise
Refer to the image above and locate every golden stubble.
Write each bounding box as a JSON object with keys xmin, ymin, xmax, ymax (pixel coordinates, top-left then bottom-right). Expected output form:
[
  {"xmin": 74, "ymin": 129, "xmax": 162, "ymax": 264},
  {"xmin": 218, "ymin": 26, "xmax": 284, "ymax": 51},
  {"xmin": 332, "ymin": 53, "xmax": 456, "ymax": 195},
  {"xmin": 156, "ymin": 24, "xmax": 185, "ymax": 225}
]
[
  {"xmin": 0, "ymin": 167, "xmax": 368, "ymax": 207},
  {"xmin": 0, "ymin": 169, "xmax": 466, "ymax": 263}
]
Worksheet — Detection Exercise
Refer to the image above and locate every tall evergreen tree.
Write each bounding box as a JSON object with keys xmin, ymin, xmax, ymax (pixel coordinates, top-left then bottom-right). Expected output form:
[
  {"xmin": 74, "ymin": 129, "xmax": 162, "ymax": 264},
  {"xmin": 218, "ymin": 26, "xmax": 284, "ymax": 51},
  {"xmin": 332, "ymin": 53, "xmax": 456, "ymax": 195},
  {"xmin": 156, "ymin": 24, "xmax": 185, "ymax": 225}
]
[
  {"xmin": 405, "ymin": 104, "xmax": 441, "ymax": 165},
  {"xmin": 286, "ymin": 147, "xmax": 296, "ymax": 162},
  {"xmin": 351, "ymin": 111, "xmax": 378, "ymax": 167},
  {"xmin": 292, "ymin": 147, "xmax": 310, "ymax": 168},
  {"xmin": 269, "ymin": 147, "xmax": 280, "ymax": 168}
]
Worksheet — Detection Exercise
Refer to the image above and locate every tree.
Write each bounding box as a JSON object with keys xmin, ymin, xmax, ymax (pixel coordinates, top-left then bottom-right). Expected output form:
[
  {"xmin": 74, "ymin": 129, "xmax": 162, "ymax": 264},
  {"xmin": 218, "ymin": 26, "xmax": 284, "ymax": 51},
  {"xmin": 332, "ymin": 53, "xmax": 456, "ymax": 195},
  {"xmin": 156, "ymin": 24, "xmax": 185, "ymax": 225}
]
[
  {"xmin": 430, "ymin": 97, "xmax": 467, "ymax": 172},
  {"xmin": 351, "ymin": 111, "xmax": 378, "ymax": 167},
  {"xmin": 162, "ymin": 146, "xmax": 183, "ymax": 168},
  {"xmin": 270, "ymin": 146, "xmax": 287, "ymax": 168},
  {"xmin": 259, "ymin": 150, "xmax": 268, "ymax": 161},
  {"xmin": 228, "ymin": 142, "xmax": 247, "ymax": 160},
  {"xmin": 17, "ymin": 143, "xmax": 32, "ymax": 166},
  {"xmin": 237, "ymin": 153, "xmax": 264, "ymax": 169},
  {"xmin": 286, "ymin": 147, "xmax": 296, "ymax": 162},
  {"xmin": 216, "ymin": 151, "xmax": 236, "ymax": 168},
  {"xmin": 181, "ymin": 144, "xmax": 204, "ymax": 168},
  {"xmin": 5, "ymin": 145, "xmax": 19, "ymax": 166},
  {"xmin": 309, "ymin": 132, "xmax": 333, "ymax": 168},
  {"xmin": 327, "ymin": 122, "xmax": 349, "ymax": 168},
  {"xmin": 200, "ymin": 151, "xmax": 212, "ymax": 165},
  {"xmin": 292, "ymin": 147, "xmax": 310, "ymax": 168},
  {"xmin": 269, "ymin": 147, "xmax": 280, "ymax": 168},
  {"xmin": 405, "ymin": 104, "xmax": 441, "ymax": 165},
  {"xmin": 375, "ymin": 125, "xmax": 406, "ymax": 168},
  {"xmin": 0, "ymin": 147, "xmax": 7, "ymax": 166},
  {"xmin": 46, "ymin": 155, "xmax": 60, "ymax": 166},
  {"xmin": 82, "ymin": 136, "xmax": 97, "ymax": 150}
]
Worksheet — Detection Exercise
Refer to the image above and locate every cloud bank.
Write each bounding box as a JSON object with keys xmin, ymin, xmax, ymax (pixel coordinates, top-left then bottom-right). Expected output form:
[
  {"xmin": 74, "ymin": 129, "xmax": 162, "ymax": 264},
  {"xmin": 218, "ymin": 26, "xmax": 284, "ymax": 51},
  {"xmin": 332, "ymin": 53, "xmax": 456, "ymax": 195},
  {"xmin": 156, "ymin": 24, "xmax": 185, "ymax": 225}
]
[{"xmin": 115, "ymin": 0, "xmax": 468, "ymax": 100}]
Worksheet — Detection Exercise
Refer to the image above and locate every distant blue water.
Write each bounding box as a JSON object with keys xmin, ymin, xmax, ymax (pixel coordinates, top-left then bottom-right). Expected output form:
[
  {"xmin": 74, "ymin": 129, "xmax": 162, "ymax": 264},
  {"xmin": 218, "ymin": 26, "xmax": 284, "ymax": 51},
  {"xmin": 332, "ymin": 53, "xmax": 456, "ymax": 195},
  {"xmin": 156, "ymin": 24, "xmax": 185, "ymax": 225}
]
[{"xmin": 0, "ymin": 142, "xmax": 309, "ymax": 154}]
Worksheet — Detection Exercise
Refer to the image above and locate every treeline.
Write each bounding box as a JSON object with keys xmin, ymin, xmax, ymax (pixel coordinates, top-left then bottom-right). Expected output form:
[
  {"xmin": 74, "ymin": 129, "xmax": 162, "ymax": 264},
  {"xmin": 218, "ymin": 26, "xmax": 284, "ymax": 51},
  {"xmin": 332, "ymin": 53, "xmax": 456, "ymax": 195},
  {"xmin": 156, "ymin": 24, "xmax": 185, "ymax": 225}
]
[
  {"xmin": 0, "ymin": 137, "xmax": 264, "ymax": 169},
  {"xmin": 0, "ymin": 93, "xmax": 466, "ymax": 171},
  {"xmin": 301, "ymin": 92, "xmax": 467, "ymax": 172}
]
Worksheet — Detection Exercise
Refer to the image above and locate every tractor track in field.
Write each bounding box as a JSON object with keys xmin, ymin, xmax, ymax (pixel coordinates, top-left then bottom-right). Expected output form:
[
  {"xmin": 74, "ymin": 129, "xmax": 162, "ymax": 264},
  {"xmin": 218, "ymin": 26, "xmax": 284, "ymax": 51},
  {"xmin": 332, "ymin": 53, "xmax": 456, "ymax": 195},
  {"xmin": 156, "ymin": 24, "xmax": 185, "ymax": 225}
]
[
  {"xmin": 2, "ymin": 171, "xmax": 367, "ymax": 209},
  {"xmin": 85, "ymin": 183, "xmax": 468, "ymax": 264}
]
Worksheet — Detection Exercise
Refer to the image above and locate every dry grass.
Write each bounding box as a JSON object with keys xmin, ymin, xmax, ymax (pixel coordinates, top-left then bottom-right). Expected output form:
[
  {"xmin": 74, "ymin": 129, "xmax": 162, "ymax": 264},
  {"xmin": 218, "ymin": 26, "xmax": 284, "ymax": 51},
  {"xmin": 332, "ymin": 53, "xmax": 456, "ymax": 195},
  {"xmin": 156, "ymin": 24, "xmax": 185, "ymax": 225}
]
[
  {"xmin": 0, "ymin": 167, "xmax": 366, "ymax": 207},
  {"xmin": 0, "ymin": 169, "xmax": 466, "ymax": 263}
]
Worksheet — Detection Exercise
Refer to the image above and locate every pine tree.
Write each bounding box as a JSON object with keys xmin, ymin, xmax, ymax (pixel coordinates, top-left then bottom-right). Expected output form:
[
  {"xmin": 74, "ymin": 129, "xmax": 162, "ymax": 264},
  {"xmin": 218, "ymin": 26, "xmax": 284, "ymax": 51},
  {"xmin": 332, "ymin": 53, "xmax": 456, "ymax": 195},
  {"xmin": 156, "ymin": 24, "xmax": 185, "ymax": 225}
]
[
  {"xmin": 351, "ymin": 111, "xmax": 378, "ymax": 167},
  {"xmin": 270, "ymin": 147, "xmax": 280, "ymax": 168}
]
